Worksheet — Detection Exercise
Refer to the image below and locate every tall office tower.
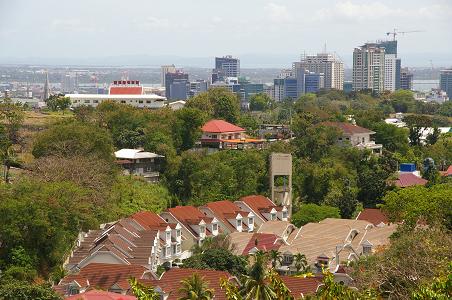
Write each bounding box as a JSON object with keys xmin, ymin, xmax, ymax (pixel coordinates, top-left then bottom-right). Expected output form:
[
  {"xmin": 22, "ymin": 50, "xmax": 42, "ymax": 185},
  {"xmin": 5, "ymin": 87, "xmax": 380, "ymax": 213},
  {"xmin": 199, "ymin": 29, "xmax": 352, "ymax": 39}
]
[
  {"xmin": 440, "ymin": 69, "xmax": 452, "ymax": 99},
  {"xmin": 212, "ymin": 55, "xmax": 240, "ymax": 83},
  {"xmin": 400, "ymin": 68, "xmax": 413, "ymax": 90},
  {"xmin": 61, "ymin": 74, "xmax": 75, "ymax": 93},
  {"xmin": 384, "ymin": 54, "xmax": 397, "ymax": 92},
  {"xmin": 304, "ymin": 72, "xmax": 325, "ymax": 94},
  {"xmin": 273, "ymin": 77, "xmax": 298, "ymax": 101},
  {"xmin": 161, "ymin": 65, "xmax": 176, "ymax": 87},
  {"xmin": 378, "ymin": 40, "xmax": 397, "ymax": 55},
  {"xmin": 165, "ymin": 71, "xmax": 189, "ymax": 100},
  {"xmin": 43, "ymin": 70, "xmax": 51, "ymax": 100},
  {"xmin": 293, "ymin": 53, "xmax": 344, "ymax": 90},
  {"xmin": 352, "ymin": 43, "xmax": 385, "ymax": 93},
  {"xmin": 189, "ymin": 80, "xmax": 208, "ymax": 97}
]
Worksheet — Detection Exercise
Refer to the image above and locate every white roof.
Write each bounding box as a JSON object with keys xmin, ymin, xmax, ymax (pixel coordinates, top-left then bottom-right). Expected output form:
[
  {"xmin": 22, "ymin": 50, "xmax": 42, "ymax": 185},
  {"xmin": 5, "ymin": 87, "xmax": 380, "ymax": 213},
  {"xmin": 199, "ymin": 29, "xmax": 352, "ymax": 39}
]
[
  {"xmin": 114, "ymin": 149, "xmax": 164, "ymax": 159},
  {"xmin": 66, "ymin": 93, "xmax": 166, "ymax": 100},
  {"xmin": 168, "ymin": 100, "xmax": 186, "ymax": 106}
]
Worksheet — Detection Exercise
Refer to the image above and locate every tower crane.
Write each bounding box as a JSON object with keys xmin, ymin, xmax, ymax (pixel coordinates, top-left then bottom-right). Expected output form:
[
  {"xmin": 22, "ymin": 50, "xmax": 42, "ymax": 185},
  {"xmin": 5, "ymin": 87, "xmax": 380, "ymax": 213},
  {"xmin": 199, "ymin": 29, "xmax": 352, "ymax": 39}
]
[{"xmin": 386, "ymin": 29, "xmax": 422, "ymax": 41}]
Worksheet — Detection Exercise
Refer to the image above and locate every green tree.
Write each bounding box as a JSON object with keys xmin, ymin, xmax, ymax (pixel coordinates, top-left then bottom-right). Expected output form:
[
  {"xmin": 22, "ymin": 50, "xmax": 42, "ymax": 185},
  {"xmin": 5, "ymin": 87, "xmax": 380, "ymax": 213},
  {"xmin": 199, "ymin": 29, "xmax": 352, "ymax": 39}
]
[
  {"xmin": 0, "ymin": 98, "xmax": 25, "ymax": 143},
  {"xmin": 390, "ymin": 90, "xmax": 415, "ymax": 113},
  {"xmin": 371, "ymin": 122, "xmax": 409, "ymax": 153},
  {"xmin": 178, "ymin": 273, "xmax": 214, "ymax": 300},
  {"xmin": 404, "ymin": 115, "xmax": 432, "ymax": 146},
  {"xmin": 187, "ymin": 88, "xmax": 240, "ymax": 123},
  {"xmin": 412, "ymin": 262, "xmax": 452, "ymax": 300},
  {"xmin": 291, "ymin": 204, "xmax": 340, "ymax": 227},
  {"xmin": 268, "ymin": 250, "xmax": 282, "ymax": 268},
  {"xmin": 249, "ymin": 93, "xmax": 273, "ymax": 111},
  {"xmin": 426, "ymin": 126, "xmax": 441, "ymax": 145},
  {"xmin": 32, "ymin": 121, "xmax": 113, "ymax": 161},
  {"xmin": 174, "ymin": 108, "xmax": 208, "ymax": 151},
  {"xmin": 128, "ymin": 277, "xmax": 160, "ymax": 300},
  {"xmin": 0, "ymin": 281, "xmax": 61, "ymax": 300},
  {"xmin": 46, "ymin": 95, "xmax": 71, "ymax": 113},
  {"xmin": 293, "ymin": 253, "xmax": 309, "ymax": 273},
  {"xmin": 240, "ymin": 251, "xmax": 277, "ymax": 300}
]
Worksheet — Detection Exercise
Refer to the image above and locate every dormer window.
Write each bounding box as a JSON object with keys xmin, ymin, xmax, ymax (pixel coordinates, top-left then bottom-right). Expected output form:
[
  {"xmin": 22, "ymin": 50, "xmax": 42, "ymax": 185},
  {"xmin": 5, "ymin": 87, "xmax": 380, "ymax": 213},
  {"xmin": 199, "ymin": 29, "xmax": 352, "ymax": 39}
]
[
  {"xmin": 166, "ymin": 231, "xmax": 171, "ymax": 241},
  {"xmin": 212, "ymin": 223, "xmax": 218, "ymax": 232},
  {"xmin": 363, "ymin": 245, "xmax": 372, "ymax": 254},
  {"xmin": 248, "ymin": 217, "xmax": 254, "ymax": 226},
  {"xmin": 200, "ymin": 225, "xmax": 206, "ymax": 234},
  {"xmin": 270, "ymin": 213, "xmax": 276, "ymax": 220},
  {"xmin": 237, "ymin": 219, "xmax": 242, "ymax": 228},
  {"xmin": 176, "ymin": 229, "xmax": 181, "ymax": 238},
  {"xmin": 282, "ymin": 211, "xmax": 288, "ymax": 220}
]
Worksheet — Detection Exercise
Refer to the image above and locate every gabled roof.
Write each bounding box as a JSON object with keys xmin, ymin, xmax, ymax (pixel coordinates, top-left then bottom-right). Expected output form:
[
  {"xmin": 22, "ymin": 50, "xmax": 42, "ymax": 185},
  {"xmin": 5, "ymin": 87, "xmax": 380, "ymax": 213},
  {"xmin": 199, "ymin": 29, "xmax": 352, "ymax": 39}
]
[
  {"xmin": 319, "ymin": 122, "xmax": 375, "ymax": 135},
  {"xmin": 202, "ymin": 119, "xmax": 245, "ymax": 133},
  {"xmin": 149, "ymin": 268, "xmax": 234, "ymax": 300},
  {"xmin": 131, "ymin": 211, "xmax": 168, "ymax": 230},
  {"xmin": 202, "ymin": 200, "xmax": 249, "ymax": 232},
  {"xmin": 115, "ymin": 149, "xmax": 163, "ymax": 160},
  {"xmin": 65, "ymin": 290, "xmax": 136, "ymax": 300},
  {"xmin": 237, "ymin": 195, "xmax": 279, "ymax": 221},
  {"xmin": 242, "ymin": 233, "xmax": 282, "ymax": 255},
  {"xmin": 279, "ymin": 276, "xmax": 322, "ymax": 298},
  {"xmin": 58, "ymin": 263, "xmax": 149, "ymax": 295},
  {"xmin": 394, "ymin": 173, "xmax": 428, "ymax": 188},
  {"xmin": 356, "ymin": 208, "xmax": 389, "ymax": 226},
  {"xmin": 165, "ymin": 206, "xmax": 214, "ymax": 237}
]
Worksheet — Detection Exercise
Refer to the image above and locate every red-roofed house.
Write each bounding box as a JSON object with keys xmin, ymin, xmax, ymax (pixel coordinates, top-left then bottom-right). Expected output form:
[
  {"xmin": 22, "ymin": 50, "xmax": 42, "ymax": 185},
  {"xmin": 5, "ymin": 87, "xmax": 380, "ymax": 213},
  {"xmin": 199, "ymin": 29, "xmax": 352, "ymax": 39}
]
[
  {"xmin": 199, "ymin": 200, "xmax": 255, "ymax": 233},
  {"xmin": 279, "ymin": 276, "xmax": 322, "ymax": 298},
  {"xmin": 356, "ymin": 208, "xmax": 389, "ymax": 226},
  {"xmin": 56, "ymin": 263, "xmax": 152, "ymax": 297},
  {"xmin": 235, "ymin": 195, "xmax": 289, "ymax": 227},
  {"xmin": 319, "ymin": 122, "xmax": 382, "ymax": 154},
  {"xmin": 160, "ymin": 206, "xmax": 219, "ymax": 254},
  {"xmin": 143, "ymin": 268, "xmax": 237, "ymax": 300},
  {"xmin": 242, "ymin": 233, "xmax": 283, "ymax": 255},
  {"xmin": 65, "ymin": 290, "xmax": 136, "ymax": 300},
  {"xmin": 200, "ymin": 119, "xmax": 265, "ymax": 150},
  {"xmin": 393, "ymin": 172, "xmax": 428, "ymax": 188}
]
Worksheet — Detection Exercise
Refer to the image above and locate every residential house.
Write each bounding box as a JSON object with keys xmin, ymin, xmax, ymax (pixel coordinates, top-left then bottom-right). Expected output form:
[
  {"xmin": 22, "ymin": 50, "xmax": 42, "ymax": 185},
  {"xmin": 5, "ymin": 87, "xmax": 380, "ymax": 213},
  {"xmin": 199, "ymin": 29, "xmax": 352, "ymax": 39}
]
[
  {"xmin": 279, "ymin": 276, "xmax": 322, "ymax": 299},
  {"xmin": 235, "ymin": 195, "xmax": 290, "ymax": 228},
  {"xmin": 319, "ymin": 122, "xmax": 383, "ymax": 154},
  {"xmin": 66, "ymin": 211, "xmax": 182, "ymax": 272},
  {"xmin": 198, "ymin": 200, "xmax": 255, "ymax": 233},
  {"xmin": 228, "ymin": 232, "xmax": 284, "ymax": 256},
  {"xmin": 142, "ymin": 268, "xmax": 237, "ymax": 300},
  {"xmin": 279, "ymin": 218, "xmax": 397, "ymax": 272},
  {"xmin": 115, "ymin": 149, "xmax": 164, "ymax": 183},
  {"xmin": 199, "ymin": 119, "xmax": 265, "ymax": 150},
  {"xmin": 392, "ymin": 163, "xmax": 427, "ymax": 188},
  {"xmin": 55, "ymin": 263, "xmax": 152, "ymax": 297},
  {"xmin": 160, "ymin": 206, "xmax": 219, "ymax": 252}
]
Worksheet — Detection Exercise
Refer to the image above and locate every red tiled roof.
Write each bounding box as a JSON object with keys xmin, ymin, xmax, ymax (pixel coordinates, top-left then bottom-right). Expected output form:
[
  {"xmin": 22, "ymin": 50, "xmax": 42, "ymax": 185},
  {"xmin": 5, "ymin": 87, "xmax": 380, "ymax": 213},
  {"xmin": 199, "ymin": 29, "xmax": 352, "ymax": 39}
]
[
  {"xmin": 440, "ymin": 165, "xmax": 452, "ymax": 177},
  {"xmin": 204, "ymin": 201, "xmax": 249, "ymax": 232},
  {"xmin": 356, "ymin": 208, "xmax": 389, "ymax": 226},
  {"xmin": 65, "ymin": 290, "xmax": 136, "ymax": 300},
  {"xmin": 58, "ymin": 263, "xmax": 149, "ymax": 294},
  {"xmin": 109, "ymin": 86, "xmax": 143, "ymax": 95},
  {"xmin": 242, "ymin": 233, "xmax": 282, "ymax": 255},
  {"xmin": 150, "ymin": 268, "xmax": 235, "ymax": 300},
  {"xmin": 239, "ymin": 195, "xmax": 278, "ymax": 220},
  {"xmin": 131, "ymin": 211, "xmax": 168, "ymax": 229},
  {"xmin": 202, "ymin": 119, "xmax": 245, "ymax": 133},
  {"xmin": 167, "ymin": 206, "xmax": 211, "ymax": 223},
  {"xmin": 279, "ymin": 276, "xmax": 322, "ymax": 298},
  {"xmin": 319, "ymin": 122, "xmax": 374, "ymax": 135},
  {"xmin": 394, "ymin": 173, "xmax": 428, "ymax": 188}
]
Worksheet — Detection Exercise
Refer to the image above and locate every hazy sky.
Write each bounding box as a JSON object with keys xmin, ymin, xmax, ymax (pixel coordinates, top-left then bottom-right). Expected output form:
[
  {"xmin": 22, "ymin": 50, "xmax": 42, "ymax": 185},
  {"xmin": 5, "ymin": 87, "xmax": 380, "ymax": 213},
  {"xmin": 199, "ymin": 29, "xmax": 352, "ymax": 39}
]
[{"xmin": 1, "ymin": 0, "xmax": 451, "ymax": 67}]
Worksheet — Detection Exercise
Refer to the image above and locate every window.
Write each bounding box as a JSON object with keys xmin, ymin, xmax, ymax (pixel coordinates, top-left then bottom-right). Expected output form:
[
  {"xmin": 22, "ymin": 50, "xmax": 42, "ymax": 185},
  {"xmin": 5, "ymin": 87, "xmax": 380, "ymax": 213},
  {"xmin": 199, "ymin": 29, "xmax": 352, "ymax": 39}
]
[
  {"xmin": 146, "ymin": 100, "xmax": 151, "ymax": 104},
  {"xmin": 121, "ymin": 100, "xmax": 126, "ymax": 104},
  {"xmin": 199, "ymin": 225, "xmax": 206, "ymax": 234},
  {"xmin": 139, "ymin": 100, "xmax": 143, "ymax": 104},
  {"xmin": 166, "ymin": 246, "xmax": 171, "ymax": 257},
  {"xmin": 212, "ymin": 134, "xmax": 217, "ymax": 139},
  {"xmin": 165, "ymin": 231, "xmax": 171, "ymax": 241},
  {"xmin": 363, "ymin": 245, "xmax": 372, "ymax": 255},
  {"xmin": 237, "ymin": 219, "xmax": 242, "ymax": 228},
  {"xmin": 176, "ymin": 229, "xmax": 181, "ymax": 238},
  {"xmin": 248, "ymin": 217, "xmax": 254, "ymax": 225},
  {"xmin": 362, "ymin": 137, "xmax": 365, "ymax": 143},
  {"xmin": 176, "ymin": 243, "xmax": 181, "ymax": 254},
  {"xmin": 84, "ymin": 100, "xmax": 90, "ymax": 104},
  {"xmin": 93, "ymin": 100, "xmax": 99, "ymax": 104},
  {"xmin": 212, "ymin": 223, "xmax": 218, "ymax": 232},
  {"xmin": 282, "ymin": 211, "xmax": 288, "ymax": 220},
  {"xmin": 270, "ymin": 213, "xmax": 276, "ymax": 220}
]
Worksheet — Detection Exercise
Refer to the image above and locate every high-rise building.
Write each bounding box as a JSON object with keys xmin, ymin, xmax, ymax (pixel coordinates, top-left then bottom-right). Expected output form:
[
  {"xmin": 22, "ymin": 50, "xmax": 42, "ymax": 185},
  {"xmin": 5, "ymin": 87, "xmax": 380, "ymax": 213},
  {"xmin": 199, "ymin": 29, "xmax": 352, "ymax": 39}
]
[
  {"xmin": 212, "ymin": 55, "xmax": 240, "ymax": 83},
  {"xmin": 353, "ymin": 43, "xmax": 385, "ymax": 93},
  {"xmin": 400, "ymin": 68, "xmax": 413, "ymax": 90},
  {"xmin": 440, "ymin": 69, "xmax": 452, "ymax": 99},
  {"xmin": 304, "ymin": 72, "xmax": 325, "ymax": 94},
  {"xmin": 189, "ymin": 80, "xmax": 208, "ymax": 97},
  {"xmin": 165, "ymin": 71, "xmax": 189, "ymax": 100},
  {"xmin": 273, "ymin": 77, "xmax": 298, "ymax": 101},
  {"xmin": 293, "ymin": 53, "xmax": 344, "ymax": 90},
  {"xmin": 384, "ymin": 54, "xmax": 397, "ymax": 92},
  {"xmin": 161, "ymin": 65, "xmax": 176, "ymax": 87},
  {"xmin": 378, "ymin": 40, "xmax": 397, "ymax": 55},
  {"xmin": 62, "ymin": 74, "xmax": 76, "ymax": 93}
]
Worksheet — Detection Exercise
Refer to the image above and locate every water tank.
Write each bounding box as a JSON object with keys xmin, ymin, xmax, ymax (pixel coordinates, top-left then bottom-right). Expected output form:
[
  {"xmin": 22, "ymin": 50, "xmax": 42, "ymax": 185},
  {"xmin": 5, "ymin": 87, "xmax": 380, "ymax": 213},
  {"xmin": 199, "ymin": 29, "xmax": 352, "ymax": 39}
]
[{"xmin": 400, "ymin": 163, "xmax": 416, "ymax": 172}]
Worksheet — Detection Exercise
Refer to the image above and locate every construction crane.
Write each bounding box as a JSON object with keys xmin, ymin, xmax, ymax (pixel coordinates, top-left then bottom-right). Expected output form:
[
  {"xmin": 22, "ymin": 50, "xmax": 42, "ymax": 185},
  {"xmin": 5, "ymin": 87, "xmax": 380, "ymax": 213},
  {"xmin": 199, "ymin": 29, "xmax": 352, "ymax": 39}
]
[{"xmin": 386, "ymin": 29, "xmax": 422, "ymax": 41}]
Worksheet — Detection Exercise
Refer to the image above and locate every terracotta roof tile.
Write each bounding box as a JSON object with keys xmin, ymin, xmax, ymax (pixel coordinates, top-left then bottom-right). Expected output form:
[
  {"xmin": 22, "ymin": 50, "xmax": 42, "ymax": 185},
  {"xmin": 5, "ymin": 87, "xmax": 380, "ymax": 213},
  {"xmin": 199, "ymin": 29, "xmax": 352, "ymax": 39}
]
[
  {"xmin": 242, "ymin": 233, "xmax": 282, "ymax": 255},
  {"xmin": 109, "ymin": 86, "xmax": 143, "ymax": 95},
  {"xmin": 238, "ymin": 195, "xmax": 278, "ymax": 221},
  {"xmin": 279, "ymin": 276, "xmax": 322, "ymax": 298},
  {"xmin": 319, "ymin": 122, "xmax": 374, "ymax": 135},
  {"xmin": 131, "ymin": 211, "xmax": 168, "ymax": 230},
  {"xmin": 203, "ymin": 201, "xmax": 249, "ymax": 232},
  {"xmin": 65, "ymin": 290, "xmax": 137, "ymax": 300},
  {"xmin": 394, "ymin": 173, "xmax": 428, "ymax": 188},
  {"xmin": 356, "ymin": 208, "xmax": 389, "ymax": 226},
  {"xmin": 202, "ymin": 119, "xmax": 245, "ymax": 133}
]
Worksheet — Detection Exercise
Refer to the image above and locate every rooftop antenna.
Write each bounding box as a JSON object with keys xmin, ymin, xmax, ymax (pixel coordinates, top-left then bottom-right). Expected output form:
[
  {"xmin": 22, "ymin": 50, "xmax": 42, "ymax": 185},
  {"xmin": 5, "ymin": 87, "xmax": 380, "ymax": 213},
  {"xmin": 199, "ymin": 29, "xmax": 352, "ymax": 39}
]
[{"xmin": 323, "ymin": 42, "xmax": 327, "ymax": 54}]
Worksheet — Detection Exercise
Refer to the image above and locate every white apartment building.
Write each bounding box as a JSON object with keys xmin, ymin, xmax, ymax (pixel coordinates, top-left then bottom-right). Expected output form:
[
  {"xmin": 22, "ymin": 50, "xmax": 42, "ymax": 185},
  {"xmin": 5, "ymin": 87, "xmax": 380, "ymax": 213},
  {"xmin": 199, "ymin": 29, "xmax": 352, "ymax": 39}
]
[
  {"xmin": 293, "ymin": 53, "xmax": 344, "ymax": 90},
  {"xmin": 67, "ymin": 94, "xmax": 166, "ymax": 109},
  {"xmin": 353, "ymin": 44, "xmax": 385, "ymax": 93},
  {"xmin": 384, "ymin": 54, "xmax": 397, "ymax": 92}
]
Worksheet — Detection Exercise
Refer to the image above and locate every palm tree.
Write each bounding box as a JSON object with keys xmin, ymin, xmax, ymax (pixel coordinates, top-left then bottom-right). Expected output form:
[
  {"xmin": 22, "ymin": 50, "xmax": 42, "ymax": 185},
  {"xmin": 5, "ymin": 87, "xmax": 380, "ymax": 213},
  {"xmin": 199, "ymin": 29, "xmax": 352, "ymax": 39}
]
[
  {"xmin": 128, "ymin": 277, "xmax": 161, "ymax": 300},
  {"xmin": 294, "ymin": 253, "xmax": 309, "ymax": 273},
  {"xmin": 268, "ymin": 249, "xmax": 282, "ymax": 269},
  {"xmin": 240, "ymin": 250, "xmax": 277, "ymax": 300},
  {"xmin": 178, "ymin": 273, "xmax": 214, "ymax": 300}
]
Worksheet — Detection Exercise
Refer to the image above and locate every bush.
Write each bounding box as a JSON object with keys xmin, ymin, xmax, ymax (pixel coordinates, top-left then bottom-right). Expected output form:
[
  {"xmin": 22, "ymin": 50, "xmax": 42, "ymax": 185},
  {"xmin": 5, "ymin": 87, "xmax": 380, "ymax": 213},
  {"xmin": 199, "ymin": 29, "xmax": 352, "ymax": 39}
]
[{"xmin": 291, "ymin": 204, "xmax": 340, "ymax": 227}]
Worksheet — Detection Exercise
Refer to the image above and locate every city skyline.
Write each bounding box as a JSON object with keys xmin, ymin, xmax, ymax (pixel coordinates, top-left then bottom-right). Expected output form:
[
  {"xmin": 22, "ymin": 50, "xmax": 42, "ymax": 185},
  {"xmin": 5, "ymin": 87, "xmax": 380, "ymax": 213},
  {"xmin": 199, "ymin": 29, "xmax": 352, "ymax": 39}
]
[{"xmin": 1, "ymin": 0, "xmax": 451, "ymax": 67}]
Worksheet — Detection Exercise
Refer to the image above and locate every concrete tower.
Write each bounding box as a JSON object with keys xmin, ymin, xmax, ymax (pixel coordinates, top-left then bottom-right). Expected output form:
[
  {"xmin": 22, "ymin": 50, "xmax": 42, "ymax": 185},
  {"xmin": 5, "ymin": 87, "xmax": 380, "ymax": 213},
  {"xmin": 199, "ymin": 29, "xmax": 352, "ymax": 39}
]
[
  {"xmin": 43, "ymin": 70, "xmax": 50, "ymax": 100},
  {"xmin": 269, "ymin": 153, "xmax": 293, "ymax": 217}
]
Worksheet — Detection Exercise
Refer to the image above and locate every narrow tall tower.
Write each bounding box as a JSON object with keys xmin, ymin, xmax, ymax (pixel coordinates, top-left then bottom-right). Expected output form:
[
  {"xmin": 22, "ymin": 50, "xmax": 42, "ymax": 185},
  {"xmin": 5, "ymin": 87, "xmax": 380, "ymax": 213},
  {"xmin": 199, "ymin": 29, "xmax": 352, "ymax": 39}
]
[
  {"xmin": 43, "ymin": 70, "xmax": 50, "ymax": 100},
  {"xmin": 269, "ymin": 153, "xmax": 293, "ymax": 217}
]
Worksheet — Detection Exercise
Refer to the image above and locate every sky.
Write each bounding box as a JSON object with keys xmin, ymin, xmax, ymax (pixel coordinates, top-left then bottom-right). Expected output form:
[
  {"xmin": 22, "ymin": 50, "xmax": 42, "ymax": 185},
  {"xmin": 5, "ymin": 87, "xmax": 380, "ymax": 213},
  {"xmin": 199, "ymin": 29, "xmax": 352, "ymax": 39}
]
[{"xmin": 1, "ymin": 0, "xmax": 451, "ymax": 67}]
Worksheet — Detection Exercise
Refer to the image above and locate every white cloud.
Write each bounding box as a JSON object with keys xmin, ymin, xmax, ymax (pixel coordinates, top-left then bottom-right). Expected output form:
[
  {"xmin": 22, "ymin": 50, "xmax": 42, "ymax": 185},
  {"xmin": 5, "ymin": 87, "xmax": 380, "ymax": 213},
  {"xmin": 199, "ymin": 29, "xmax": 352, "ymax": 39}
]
[
  {"xmin": 140, "ymin": 16, "xmax": 171, "ymax": 30},
  {"xmin": 264, "ymin": 3, "xmax": 293, "ymax": 23}
]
